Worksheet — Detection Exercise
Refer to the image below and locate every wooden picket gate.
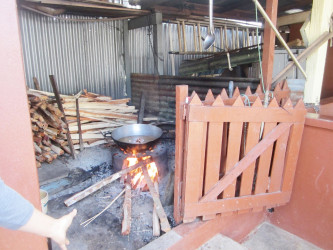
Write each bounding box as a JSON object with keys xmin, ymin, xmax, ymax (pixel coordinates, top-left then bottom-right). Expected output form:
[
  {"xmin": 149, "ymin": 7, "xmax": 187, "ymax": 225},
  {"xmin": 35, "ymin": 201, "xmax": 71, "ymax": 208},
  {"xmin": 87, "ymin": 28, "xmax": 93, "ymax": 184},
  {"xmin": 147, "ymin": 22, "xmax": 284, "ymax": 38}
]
[{"xmin": 174, "ymin": 82, "xmax": 306, "ymax": 224}]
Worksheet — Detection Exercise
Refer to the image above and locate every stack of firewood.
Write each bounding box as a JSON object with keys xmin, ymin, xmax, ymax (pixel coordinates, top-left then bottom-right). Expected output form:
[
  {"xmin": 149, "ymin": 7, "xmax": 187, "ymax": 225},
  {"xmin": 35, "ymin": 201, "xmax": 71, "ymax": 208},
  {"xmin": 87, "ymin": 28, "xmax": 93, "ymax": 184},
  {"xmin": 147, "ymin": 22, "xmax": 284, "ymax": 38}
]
[{"xmin": 28, "ymin": 89, "xmax": 137, "ymax": 167}]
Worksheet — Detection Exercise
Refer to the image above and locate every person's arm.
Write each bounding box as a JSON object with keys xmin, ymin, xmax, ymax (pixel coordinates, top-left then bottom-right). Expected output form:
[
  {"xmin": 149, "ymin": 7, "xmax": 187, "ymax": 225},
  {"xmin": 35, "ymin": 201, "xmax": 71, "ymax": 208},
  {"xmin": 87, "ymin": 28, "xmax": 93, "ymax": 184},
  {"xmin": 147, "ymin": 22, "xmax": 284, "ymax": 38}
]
[
  {"xmin": 19, "ymin": 208, "xmax": 77, "ymax": 250},
  {"xmin": 0, "ymin": 179, "xmax": 76, "ymax": 250}
]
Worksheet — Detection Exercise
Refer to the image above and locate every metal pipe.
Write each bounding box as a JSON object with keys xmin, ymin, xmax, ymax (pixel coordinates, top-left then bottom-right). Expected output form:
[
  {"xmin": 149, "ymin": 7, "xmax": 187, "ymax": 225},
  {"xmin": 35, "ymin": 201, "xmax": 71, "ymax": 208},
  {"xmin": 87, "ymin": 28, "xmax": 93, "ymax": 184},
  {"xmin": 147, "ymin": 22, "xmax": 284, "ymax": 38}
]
[{"xmin": 252, "ymin": 0, "xmax": 307, "ymax": 79}]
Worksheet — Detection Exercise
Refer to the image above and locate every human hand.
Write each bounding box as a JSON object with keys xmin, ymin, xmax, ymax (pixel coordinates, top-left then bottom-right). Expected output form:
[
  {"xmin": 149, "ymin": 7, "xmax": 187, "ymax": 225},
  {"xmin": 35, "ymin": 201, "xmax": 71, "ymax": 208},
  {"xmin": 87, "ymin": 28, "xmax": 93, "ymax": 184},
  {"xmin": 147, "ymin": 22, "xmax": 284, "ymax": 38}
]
[{"xmin": 50, "ymin": 209, "xmax": 77, "ymax": 250}]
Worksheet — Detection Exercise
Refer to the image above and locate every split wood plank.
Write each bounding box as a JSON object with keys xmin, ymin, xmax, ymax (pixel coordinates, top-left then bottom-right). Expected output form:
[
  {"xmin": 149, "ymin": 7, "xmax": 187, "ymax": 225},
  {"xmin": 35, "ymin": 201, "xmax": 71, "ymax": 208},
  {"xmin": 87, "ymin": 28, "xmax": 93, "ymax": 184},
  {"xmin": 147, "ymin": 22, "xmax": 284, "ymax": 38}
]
[
  {"xmin": 33, "ymin": 77, "xmax": 40, "ymax": 90},
  {"xmin": 142, "ymin": 165, "xmax": 171, "ymax": 233},
  {"xmin": 121, "ymin": 177, "xmax": 132, "ymax": 235},
  {"xmin": 153, "ymin": 181, "xmax": 161, "ymax": 236},
  {"xmin": 64, "ymin": 159, "xmax": 152, "ymax": 206},
  {"xmin": 76, "ymin": 98, "xmax": 84, "ymax": 151}
]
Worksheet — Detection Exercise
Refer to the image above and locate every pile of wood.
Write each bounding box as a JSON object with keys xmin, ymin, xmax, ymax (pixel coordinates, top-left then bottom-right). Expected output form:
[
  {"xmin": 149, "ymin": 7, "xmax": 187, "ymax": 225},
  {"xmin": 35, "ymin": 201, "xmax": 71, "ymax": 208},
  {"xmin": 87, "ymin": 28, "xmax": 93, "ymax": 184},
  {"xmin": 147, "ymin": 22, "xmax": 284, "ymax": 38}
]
[{"xmin": 28, "ymin": 89, "xmax": 137, "ymax": 167}]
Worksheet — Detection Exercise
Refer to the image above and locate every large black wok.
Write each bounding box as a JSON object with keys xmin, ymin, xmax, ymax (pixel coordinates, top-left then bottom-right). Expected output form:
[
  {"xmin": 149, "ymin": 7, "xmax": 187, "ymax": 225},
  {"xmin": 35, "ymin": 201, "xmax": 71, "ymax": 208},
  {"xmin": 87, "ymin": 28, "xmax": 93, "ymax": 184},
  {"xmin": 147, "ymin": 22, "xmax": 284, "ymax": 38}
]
[{"xmin": 111, "ymin": 124, "xmax": 163, "ymax": 152}]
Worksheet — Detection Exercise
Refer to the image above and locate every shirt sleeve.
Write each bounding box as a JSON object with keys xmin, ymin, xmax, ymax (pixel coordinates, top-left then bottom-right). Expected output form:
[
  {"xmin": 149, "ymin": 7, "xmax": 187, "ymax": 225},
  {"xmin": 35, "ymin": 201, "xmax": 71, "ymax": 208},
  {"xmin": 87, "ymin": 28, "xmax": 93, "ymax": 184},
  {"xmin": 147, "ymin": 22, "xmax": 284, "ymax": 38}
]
[{"xmin": 0, "ymin": 179, "xmax": 34, "ymax": 230}]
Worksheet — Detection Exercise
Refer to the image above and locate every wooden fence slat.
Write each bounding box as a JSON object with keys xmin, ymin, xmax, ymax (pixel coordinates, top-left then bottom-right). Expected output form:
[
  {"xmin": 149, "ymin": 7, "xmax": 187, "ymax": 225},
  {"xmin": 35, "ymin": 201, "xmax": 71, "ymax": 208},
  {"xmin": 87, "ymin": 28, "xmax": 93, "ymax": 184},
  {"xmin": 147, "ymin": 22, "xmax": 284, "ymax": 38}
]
[
  {"xmin": 200, "ymin": 122, "xmax": 291, "ymax": 202},
  {"xmin": 186, "ymin": 192, "xmax": 290, "ymax": 217},
  {"xmin": 174, "ymin": 85, "xmax": 188, "ymax": 224},
  {"xmin": 269, "ymin": 128, "xmax": 290, "ymax": 192},
  {"xmin": 183, "ymin": 94, "xmax": 207, "ymax": 222},
  {"xmin": 281, "ymin": 123, "xmax": 305, "ymax": 193},
  {"xmin": 223, "ymin": 97, "xmax": 244, "ymax": 199},
  {"xmin": 203, "ymin": 96, "xmax": 224, "ymax": 220},
  {"xmin": 254, "ymin": 122, "xmax": 277, "ymax": 194},
  {"xmin": 240, "ymin": 100, "xmax": 262, "ymax": 197}
]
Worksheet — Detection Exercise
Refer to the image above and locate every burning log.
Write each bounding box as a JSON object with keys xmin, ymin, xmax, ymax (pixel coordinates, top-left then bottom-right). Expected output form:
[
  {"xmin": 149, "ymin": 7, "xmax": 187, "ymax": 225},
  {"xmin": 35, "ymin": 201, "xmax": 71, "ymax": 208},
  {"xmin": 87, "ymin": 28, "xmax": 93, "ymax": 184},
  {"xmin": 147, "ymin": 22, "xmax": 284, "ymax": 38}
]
[
  {"xmin": 64, "ymin": 158, "xmax": 152, "ymax": 207},
  {"xmin": 152, "ymin": 181, "xmax": 161, "ymax": 236},
  {"xmin": 142, "ymin": 165, "xmax": 171, "ymax": 233},
  {"xmin": 121, "ymin": 176, "xmax": 132, "ymax": 235}
]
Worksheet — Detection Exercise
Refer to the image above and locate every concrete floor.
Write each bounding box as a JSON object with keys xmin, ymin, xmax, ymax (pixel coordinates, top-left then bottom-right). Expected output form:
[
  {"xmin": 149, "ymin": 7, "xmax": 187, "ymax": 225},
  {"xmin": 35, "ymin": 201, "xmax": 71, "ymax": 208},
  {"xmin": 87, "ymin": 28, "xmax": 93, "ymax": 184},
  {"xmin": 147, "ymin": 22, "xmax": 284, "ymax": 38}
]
[{"xmin": 242, "ymin": 222, "xmax": 322, "ymax": 250}]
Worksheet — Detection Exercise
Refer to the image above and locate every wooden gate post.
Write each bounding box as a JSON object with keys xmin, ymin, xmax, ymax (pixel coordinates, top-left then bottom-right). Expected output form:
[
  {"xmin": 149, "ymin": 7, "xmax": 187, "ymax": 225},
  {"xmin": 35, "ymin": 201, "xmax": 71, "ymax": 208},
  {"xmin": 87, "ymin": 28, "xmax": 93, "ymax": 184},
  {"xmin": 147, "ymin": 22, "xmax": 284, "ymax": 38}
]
[{"xmin": 174, "ymin": 85, "xmax": 188, "ymax": 224}]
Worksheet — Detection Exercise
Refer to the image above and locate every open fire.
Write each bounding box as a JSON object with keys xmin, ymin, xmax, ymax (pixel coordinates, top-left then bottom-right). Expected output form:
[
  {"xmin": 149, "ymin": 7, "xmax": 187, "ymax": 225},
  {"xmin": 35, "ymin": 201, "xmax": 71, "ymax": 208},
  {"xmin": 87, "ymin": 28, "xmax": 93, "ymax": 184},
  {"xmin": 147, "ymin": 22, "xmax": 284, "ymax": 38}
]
[{"xmin": 125, "ymin": 155, "xmax": 159, "ymax": 189}]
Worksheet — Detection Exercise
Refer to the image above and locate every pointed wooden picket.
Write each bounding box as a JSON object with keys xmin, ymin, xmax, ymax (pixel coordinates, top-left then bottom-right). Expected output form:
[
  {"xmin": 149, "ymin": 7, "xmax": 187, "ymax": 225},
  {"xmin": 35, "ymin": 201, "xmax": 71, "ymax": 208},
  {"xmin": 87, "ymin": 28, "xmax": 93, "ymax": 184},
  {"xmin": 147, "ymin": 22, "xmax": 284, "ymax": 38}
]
[
  {"xmin": 204, "ymin": 89, "xmax": 215, "ymax": 106},
  {"xmin": 254, "ymin": 97, "xmax": 279, "ymax": 198},
  {"xmin": 256, "ymin": 84, "xmax": 263, "ymax": 94},
  {"xmin": 283, "ymin": 98, "xmax": 293, "ymax": 109},
  {"xmin": 240, "ymin": 97, "xmax": 262, "ymax": 197},
  {"xmin": 189, "ymin": 92, "xmax": 203, "ymax": 105},
  {"xmin": 220, "ymin": 88, "xmax": 229, "ymax": 100},
  {"xmin": 183, "ymin": 92, "xmax": 206, "ymax": 222},
  {"xmin": 294, "ymin": 99, "xmax": 305, "ymax": 109},
  {"xmin": 232, "ymin": 87, "xmax": 240, "ymax": 98},
  {"xmin": 203, "ymin": 95, "xmax": 224, "ymax": 220},
  {"xmin": 223, "ymin": 96, "xmax": 244, "ymax": 199},
  {"xmin": 245, "ymin": 86, "xmax": 252, "ymax": 96}
]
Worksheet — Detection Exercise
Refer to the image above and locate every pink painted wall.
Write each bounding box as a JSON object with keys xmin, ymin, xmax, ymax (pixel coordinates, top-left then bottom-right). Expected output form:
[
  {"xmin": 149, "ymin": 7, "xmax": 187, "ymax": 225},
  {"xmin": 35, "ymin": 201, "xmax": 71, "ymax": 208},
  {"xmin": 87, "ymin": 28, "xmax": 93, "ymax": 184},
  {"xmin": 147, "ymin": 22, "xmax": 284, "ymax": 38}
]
[{"xmin": 0, "ymin": 1, "xmax": 47, "ymax": 249}]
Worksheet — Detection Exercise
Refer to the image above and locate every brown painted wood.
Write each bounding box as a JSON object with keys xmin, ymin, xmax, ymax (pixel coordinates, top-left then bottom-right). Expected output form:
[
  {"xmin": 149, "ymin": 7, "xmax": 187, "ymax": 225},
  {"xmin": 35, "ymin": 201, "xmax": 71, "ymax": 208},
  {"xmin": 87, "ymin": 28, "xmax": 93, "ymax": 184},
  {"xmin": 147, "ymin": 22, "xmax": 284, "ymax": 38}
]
[
  {"xmin": 281, "ymin": 122, "xmax": 305, "ymax": 193},
  {"xmin": 261, "ymin": 0, "xmax": 278, "ymax": 91},
  {"xmin": 174, "ymin": 85, "xmax": 188, "ymax": 224},
  {"xmin": 183, "ymin": 100, "xmax": 207, "ymax": 221},
  {"xmin": 200, "ymin": 122, "xmax": 291, "ymax": 202},
  {"xmin": 203, "ymin": 96, "xmax": 224, "ymax": 220},
  {"xmin": 185, "ymin": 192, "xmax": 290, "ymax": 217},
  {"xmin": 269, "ymin": 128, "xmax": 290, "ymax": 192},
  {"xmin": 240, "ymin": 98, "xmax": 262, "ymax": 197},
  {"xmin": 187, "ymin": 106, "xmax": 306, "ymax": 123},
  {"xmin": 254, "ymin": 99, "xmax": 280, "ymax": 195},
  {"xmin": 223, "ymin": 96, "xmax": 244, "ymax": 199}
]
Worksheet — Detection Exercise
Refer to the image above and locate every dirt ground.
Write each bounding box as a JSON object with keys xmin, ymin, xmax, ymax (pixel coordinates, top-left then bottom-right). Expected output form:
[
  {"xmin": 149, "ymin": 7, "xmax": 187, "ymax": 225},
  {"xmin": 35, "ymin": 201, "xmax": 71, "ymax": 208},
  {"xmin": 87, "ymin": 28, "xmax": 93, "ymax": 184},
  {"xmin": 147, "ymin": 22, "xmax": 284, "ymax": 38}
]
[{"xmin": 41, "ymin": 140, "xmax": 176, "ymax": 250}]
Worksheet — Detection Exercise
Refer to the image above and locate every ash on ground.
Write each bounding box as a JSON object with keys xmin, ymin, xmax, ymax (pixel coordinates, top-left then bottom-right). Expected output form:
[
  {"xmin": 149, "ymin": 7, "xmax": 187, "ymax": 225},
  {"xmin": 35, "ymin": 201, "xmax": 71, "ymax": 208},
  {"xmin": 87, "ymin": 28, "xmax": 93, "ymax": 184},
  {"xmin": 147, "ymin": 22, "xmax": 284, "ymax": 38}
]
[{"xmin": 45, "ymin": 139, "xmax": 176, "ymax": 250}]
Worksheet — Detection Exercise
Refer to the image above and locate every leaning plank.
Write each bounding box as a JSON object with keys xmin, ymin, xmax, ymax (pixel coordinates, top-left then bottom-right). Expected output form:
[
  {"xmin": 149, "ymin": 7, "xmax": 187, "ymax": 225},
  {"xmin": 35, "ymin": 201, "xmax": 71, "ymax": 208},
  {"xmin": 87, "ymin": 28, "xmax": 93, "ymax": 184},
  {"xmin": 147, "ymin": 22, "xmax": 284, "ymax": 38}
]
[
  {"xmin": 49, "ymin": 75, "xmax": 76, "ymax": 159},
  {"xmin": 153, "ymin": 181, "xmax": 161, "ymax": 236},
  {"xmin": 121, "ymin": 177, "xmax": 132, "ymax": 235},
  {"xmin": 64, "ymin": 159, "xmax": 152, "ymax": 206},
  {"xmin": 142, "ymin": 166, "xmax": 171, "ymax": 232}
]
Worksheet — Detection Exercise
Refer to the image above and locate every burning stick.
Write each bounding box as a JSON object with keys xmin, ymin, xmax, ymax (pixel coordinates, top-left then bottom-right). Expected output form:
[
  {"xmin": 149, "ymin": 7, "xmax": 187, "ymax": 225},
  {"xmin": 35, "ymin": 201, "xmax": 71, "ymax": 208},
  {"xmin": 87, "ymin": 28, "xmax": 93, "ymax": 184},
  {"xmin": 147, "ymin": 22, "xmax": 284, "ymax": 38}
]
[
  {"xmin": 152, "ymin": 181, "xmax": 160, "ymax": 236},
  {"xmin": 142, "ymin": 166, "xmax": 171, "ymax": 233},
  {"xmin": 64, "ymin": 158, "xmax": 152, "ymax": 206},
  {"xmin": 121, "ymin": 176, "xmax": 132, "ymax": 235}
]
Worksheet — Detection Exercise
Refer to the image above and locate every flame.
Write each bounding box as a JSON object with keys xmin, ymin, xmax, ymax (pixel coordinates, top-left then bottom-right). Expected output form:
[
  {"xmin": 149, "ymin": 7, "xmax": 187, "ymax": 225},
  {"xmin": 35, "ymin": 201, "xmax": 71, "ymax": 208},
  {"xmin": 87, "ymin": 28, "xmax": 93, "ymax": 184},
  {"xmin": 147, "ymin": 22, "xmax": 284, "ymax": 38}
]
[{"xmin": 126, "ymin": 156, "xmax": 158, "ymax": 189}]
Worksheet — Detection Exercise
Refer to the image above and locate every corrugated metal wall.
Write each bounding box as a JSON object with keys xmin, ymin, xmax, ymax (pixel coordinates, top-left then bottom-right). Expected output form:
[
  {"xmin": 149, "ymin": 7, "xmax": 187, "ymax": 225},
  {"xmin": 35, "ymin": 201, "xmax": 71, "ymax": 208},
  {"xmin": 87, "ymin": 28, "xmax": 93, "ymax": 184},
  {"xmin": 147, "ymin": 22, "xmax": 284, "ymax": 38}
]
[
  {"xmin": 19, "ymin": 10, "xmax": 126, "ymax": 99},
  {"xmin": 129, "ymin": 22, "xmax": 260, "ymax": 76}
]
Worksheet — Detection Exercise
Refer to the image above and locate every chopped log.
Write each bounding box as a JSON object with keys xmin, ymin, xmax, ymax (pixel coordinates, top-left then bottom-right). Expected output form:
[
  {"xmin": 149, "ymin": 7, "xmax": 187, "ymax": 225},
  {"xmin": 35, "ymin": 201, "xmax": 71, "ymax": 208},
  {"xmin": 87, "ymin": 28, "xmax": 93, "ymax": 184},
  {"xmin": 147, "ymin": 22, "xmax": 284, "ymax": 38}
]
[
  {"xmin": 64, "ymin": 158, "xmax": 152, "ymax": 207},
  {"xmin": 34, "ymin": 142, "xmax": 42, "ymax": 155},
  {"xmin": 153, "ymin": 181, "xmax": 161, "ymax": 236},
  {"xmin": 121, "ymin": 177, "xmax": 132, "ymax": 235},
  {"xmin": 50, "ymin": 144, "xmax": 64, "ymax": 155},
  {"xmin": 142, "ymin": 166, "xmax": 171, "ymax": 233}
]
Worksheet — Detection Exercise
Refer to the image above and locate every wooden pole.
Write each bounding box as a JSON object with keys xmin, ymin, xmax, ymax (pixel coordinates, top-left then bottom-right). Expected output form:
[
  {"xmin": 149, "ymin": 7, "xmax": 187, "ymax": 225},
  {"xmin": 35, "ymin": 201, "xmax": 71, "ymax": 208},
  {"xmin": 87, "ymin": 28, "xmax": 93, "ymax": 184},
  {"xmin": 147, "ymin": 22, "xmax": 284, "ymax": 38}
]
[
  {"xmin": 49, "ymin": 75, "xmax": 76, "ymax": 159},
  {"xmin": 75, "ymin": 97, "xmax": 84, "ymax": 151},
  {"xmin": 33, "ymin": 77, "xmax": 40, "ymax": 90},
  {"xmin": 64, "ymin": 158, "xmax": 152, "ymax": 206}
]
